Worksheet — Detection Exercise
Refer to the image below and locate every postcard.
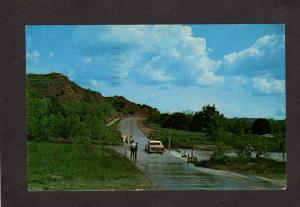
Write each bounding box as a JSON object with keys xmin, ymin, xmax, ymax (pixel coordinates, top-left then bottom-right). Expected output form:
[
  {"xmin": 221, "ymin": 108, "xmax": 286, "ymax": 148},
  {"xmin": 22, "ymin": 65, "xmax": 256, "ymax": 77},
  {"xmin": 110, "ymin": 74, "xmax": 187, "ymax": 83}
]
[{"xmin": 26, "ymin": 24, "xmax": 286, "ymax": 190}]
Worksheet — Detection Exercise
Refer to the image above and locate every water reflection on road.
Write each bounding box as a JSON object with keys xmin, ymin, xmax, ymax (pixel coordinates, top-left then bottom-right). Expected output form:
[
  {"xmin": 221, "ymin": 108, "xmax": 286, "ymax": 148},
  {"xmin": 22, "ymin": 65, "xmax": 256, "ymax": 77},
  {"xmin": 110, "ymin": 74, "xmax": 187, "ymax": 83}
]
[{"xmin": 113, "ymin": 118, "xmax": 285, "ymax": 190}]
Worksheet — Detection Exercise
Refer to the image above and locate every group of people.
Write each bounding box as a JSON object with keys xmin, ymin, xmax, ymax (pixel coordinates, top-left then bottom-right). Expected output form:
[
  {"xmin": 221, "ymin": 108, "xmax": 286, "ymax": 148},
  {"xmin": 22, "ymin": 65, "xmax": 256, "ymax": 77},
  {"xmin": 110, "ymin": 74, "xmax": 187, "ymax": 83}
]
[
  {"xmin": 181, "ymin": 148, "xmax": 198, "ymax": 163},
  {"xmin": 181, "ymin": 148, "xmax": 196, "ymax": 158},
  {"xmin": 124, "ymin": 135, "xmax": 138, "ymax": 161}
]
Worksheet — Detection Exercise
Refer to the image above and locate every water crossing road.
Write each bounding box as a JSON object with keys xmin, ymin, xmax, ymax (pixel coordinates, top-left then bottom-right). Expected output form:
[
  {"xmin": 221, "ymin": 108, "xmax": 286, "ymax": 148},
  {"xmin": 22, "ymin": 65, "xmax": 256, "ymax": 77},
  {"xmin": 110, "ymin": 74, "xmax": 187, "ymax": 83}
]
[{"xmin": 115, "ymin": 118, "xmax": 285, "ymax": 190}]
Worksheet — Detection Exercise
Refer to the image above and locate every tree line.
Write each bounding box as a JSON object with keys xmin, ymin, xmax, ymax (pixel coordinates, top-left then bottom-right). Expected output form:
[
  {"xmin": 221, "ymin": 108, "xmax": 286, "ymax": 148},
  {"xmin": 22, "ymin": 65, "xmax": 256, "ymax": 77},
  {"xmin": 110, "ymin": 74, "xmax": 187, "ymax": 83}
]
[
  {"xmin": 147, "ymin": 105, "xmax": 286, "ymax": 153},
  {"xmin": 148, "ymin": 104, "xmax": 285, "ymax": 136}
]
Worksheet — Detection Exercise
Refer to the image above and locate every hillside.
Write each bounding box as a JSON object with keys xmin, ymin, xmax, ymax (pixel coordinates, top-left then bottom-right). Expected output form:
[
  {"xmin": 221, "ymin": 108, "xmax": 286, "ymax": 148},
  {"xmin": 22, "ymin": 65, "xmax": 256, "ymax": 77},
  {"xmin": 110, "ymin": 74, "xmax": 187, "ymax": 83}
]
[
  {"xmin": 26, "ymin": 72, "xmax": 158, "ymax": 142},
  {"xmin": 27, "ymin": 73, "xmax": 104, "ymax": 103},
  {"xmin": 27, "ymin": 72, "xmax": 157, "ymax": 117},
  {"xmin": 105, "ymin": 95, "xmax": 158, "ymax": 117}
]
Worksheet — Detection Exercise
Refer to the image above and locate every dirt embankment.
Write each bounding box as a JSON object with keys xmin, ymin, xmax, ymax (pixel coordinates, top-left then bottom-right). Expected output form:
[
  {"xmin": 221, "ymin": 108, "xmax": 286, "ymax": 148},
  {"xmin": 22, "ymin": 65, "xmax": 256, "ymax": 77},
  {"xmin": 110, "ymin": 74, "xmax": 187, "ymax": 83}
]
[{"xmin": 137, "ymin": 119, "xmax": 155, "ymax": 137}]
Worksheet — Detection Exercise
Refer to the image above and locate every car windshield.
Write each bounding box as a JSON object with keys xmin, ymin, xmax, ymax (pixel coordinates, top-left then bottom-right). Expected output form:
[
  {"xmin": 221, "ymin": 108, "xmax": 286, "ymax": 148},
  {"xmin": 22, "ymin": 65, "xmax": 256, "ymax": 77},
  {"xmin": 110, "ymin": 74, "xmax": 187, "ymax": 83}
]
[{"xmin": 150, "ymin": 142, "xmax": 161, "ymax": 145}]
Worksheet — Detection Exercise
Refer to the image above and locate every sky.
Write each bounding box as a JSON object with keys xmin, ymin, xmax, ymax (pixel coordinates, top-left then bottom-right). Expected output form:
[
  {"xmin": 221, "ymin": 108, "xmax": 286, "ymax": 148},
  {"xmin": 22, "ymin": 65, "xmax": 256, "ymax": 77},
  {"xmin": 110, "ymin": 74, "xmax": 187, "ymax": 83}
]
[{"xmin": 26, "ymin": 24, "xmax": 285, "ymax": 119}]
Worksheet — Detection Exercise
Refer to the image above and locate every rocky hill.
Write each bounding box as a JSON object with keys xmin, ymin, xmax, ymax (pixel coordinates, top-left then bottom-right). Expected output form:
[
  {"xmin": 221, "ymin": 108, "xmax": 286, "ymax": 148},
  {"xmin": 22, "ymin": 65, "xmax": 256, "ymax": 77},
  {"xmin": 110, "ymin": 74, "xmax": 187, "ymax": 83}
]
[
  {"xmin": 105, "ymin": 95, "xmax": 158, "ymax": 117},
  {"xmin": 27, "ymin": 72, "xmax": 158, "ymax": 117},
  {"xmin": 27, "ymin": 73, "xmax": 104, "ymax": 103}
]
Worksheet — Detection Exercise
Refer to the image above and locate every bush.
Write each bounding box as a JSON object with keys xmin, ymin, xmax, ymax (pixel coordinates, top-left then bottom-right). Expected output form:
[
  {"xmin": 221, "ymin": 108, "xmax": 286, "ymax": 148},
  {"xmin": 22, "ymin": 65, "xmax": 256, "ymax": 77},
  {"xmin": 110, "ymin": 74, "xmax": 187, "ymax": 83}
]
[{"xmin": 252, "ymin": 118, "xmax": 271, "ymax": 135}]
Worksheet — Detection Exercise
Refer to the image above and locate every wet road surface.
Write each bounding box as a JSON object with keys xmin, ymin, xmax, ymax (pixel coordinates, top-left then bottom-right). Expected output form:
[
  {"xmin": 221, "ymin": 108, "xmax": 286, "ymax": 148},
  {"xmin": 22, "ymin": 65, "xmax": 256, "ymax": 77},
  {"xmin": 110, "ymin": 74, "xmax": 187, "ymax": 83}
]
[{"xmin": 114, "ymin": 118, "xmax": 285, "ymax": 190}]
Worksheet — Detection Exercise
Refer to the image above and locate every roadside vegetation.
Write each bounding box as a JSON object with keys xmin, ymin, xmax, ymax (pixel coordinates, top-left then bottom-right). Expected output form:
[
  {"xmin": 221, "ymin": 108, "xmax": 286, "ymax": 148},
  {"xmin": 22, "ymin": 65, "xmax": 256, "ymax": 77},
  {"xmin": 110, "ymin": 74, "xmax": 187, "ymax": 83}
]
[
  {"xmin": 26, "ymin": 73, "xmax": 153, "ymax": 190},
  {"xmin": 27, "ymin": 73, "xmax": 157, "ymax": 143},
  {"xmin": 28, "ymin": 142, "xmax": 149, "ymax": 190},
  {"xmin": 145, "ymin": 105, "xmax": 286, "ymax": 181},
  {"xmin": 195, "ymin": 155, "xmax": 286, "ymax": 180}
]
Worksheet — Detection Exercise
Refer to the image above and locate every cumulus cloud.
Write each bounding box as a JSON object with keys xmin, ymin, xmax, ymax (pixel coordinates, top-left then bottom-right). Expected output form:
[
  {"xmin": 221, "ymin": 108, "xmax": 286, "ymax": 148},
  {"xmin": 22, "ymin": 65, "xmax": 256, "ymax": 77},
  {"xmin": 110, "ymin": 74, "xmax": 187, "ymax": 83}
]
[
  {"xmin": 252, "ymin": 76, "xmax": 285, "ymax": 95},
  {"xmin": 73, "ymin": 25, "xmax": 222, "ymax": 86},
  {"xmin": 196, "ymin": 72, "xmax": 224, "ymax": 86},
  {"xmin": 142, "ymin": 65, "xmax": 175, "ymax": 82},
  {"xmin": 223, "ymin": 34, "xmax": 282, "ymax": 65},
  {"xmin": 220, "ymin": 33, "xmax": 285, "ymax": 87}
]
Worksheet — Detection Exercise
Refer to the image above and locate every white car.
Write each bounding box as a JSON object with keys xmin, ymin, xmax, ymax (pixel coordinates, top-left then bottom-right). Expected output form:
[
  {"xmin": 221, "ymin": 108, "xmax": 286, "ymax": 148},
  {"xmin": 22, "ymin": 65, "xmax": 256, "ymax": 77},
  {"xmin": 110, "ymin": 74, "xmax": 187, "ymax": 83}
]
[{"xmin": 145, "ymin": 140, "xmax": 165, "ymax": 154}]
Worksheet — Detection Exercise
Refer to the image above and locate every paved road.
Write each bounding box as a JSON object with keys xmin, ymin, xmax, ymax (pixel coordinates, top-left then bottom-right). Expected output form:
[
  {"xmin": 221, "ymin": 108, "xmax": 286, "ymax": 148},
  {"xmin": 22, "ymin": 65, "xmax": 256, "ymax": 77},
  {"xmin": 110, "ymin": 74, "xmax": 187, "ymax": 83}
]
[{"xmin": 115, "ymin": 118, "xmax": 285, "ymax": 190}]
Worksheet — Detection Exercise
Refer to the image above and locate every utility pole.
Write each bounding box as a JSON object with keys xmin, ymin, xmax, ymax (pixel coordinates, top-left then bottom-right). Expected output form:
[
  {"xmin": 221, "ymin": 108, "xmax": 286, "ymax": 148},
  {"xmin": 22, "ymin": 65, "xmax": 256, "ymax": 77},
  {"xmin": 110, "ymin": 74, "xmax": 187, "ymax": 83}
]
[{"xmin": 168, "ymin": 128, "xmax": 173, "ymax": 152}]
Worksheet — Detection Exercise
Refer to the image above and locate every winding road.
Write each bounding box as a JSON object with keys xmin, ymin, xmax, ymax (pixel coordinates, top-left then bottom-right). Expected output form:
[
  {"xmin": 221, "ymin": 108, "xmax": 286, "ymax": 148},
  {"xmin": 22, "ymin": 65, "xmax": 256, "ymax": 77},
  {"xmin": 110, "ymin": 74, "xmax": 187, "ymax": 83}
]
[{"xmin": 114, "ymin": 118, "xmax": 285, "ymax": 190}]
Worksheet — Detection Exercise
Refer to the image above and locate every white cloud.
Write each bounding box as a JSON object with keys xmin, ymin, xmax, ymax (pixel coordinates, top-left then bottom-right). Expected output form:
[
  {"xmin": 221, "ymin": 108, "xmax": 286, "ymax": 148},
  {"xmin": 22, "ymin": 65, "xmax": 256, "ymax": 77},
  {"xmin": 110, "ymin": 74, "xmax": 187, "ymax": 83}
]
[
  {"xmin": 142, "ymin": 65, "xmax": 175, "ymax": 82},
  {"xmin": 252, "ymin": 76, "xmax": 285, "ymax": 94},
  {"xmin": 75, "ymin": 25, "xmax": 222, "ymax": 86},
  {"xmin": 26, "ymin": 50, "xmax": 40, "ymax": 62},
  {"xmin": 84, "ymin": 57, "xmax": 92, "ymax": 64},
  {"xmin": 223, "ymin": 34, "xmax": 280, "ymax": 65},
  {"xmin": 196, "ymin": 72, "xmax": 224, "ymax": 86}
]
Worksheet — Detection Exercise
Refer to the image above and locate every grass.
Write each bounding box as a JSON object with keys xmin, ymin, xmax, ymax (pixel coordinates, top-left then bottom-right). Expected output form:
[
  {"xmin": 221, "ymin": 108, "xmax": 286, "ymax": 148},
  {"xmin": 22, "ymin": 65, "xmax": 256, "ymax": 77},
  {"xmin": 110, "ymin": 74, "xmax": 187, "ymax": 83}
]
[
  {"xmin": 145, "ymin": 122, "xmax": 211, "ymax": 149},
  {"xmin": 195, "ymin": 156, "xmax": 286, "ymax": 181},
  {"xmin": 28, "ymin": 141, "xmax": 150, "ymax": 190}
]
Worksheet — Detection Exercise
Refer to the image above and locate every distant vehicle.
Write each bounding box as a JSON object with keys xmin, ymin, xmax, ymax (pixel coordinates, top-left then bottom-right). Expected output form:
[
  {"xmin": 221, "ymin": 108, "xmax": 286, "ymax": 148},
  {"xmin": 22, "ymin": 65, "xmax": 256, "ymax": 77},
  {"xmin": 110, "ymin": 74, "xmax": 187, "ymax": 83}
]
[{"xmin": 145, "ymin": 140, "xmax": 164, "ymax": 154}]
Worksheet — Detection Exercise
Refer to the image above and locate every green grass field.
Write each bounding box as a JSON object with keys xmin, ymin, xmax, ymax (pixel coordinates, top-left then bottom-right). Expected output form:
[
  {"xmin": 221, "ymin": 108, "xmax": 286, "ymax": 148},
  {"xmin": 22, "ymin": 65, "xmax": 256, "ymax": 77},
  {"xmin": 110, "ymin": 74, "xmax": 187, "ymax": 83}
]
[{"xmin": 28, "ymin": 141, "xmax": 150, "ymax": 190}]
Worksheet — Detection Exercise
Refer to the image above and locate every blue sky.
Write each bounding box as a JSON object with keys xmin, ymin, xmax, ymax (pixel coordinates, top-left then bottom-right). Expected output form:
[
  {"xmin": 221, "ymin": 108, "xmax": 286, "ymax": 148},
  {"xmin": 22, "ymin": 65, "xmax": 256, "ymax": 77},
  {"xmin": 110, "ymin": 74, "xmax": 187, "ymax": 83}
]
[{"xmin": 26, "ymin": 24, "xmax": 285, "ymax": 119}]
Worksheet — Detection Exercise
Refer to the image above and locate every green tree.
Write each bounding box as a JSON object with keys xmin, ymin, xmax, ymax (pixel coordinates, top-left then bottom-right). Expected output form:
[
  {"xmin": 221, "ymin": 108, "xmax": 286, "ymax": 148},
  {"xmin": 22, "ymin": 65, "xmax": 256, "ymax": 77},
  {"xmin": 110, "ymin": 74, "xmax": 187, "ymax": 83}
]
[
  {"xmin": 49, "ymin": 98, "xmax": 65, "ymax": 116},
  {"xmin": 232, "ymin": 119, "xmax": 251, "ymax": 135},
  {"xmin": 252, "ymin": 118, "xmax": 271, "ymax": 135},
  {"xmin": 39, "ymin": 115, "xmax": 51, "ymax": 139},
  {"xmin": 270, "ymin": 119, "xmax": 286, "ymax": 136},
  {"xmin": 160, "ymin": 113, "xmax": 171, "ymax": 128},
  {"xmin": 168, "ymin": 112, "xmax": 191, "ymax": 130},
  {"xmin": 191, "ymin": 105, "xmax": 224, "ymax": 134},
  {"xmin": 148, "ymin": 110, "xmax": 161, "ymax": 123}
]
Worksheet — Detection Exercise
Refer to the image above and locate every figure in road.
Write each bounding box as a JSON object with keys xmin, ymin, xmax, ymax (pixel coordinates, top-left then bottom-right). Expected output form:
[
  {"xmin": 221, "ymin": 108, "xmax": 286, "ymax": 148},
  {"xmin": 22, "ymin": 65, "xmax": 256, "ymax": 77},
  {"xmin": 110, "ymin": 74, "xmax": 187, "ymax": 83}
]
[{"xmin": 130, "ymin": 141, "xmax": 136, "ymax": 160}]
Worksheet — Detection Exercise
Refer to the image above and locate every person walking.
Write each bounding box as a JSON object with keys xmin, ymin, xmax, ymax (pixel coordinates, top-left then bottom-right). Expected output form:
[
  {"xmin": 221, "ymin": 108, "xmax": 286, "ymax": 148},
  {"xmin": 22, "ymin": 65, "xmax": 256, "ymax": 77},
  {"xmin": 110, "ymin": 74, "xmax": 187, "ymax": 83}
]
[{"xmin": 130, "ymin": 141, "xmax": 136, "ymax": 160}]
